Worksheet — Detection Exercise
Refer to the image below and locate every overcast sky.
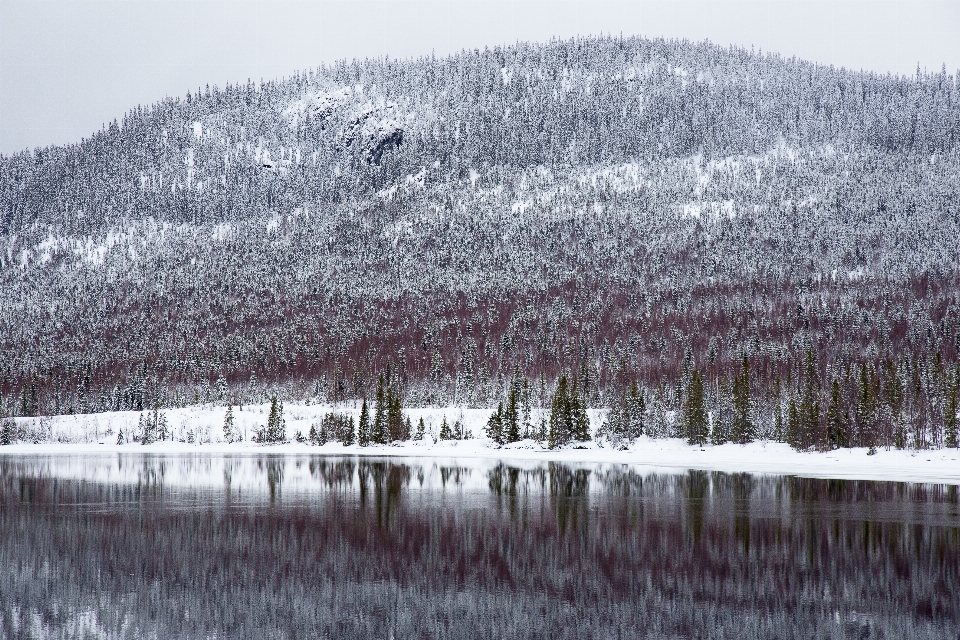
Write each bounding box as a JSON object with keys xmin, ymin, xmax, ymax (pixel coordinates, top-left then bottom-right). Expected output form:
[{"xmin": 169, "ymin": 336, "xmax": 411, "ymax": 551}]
[{"xmin": 1, "ymin": 0, "xmax": 958, "ymax": 155}]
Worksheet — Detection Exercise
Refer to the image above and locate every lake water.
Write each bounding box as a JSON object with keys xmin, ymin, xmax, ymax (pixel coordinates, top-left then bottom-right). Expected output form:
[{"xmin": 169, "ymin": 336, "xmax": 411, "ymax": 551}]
[{"xmin": 1, "ymin": 453, "xmax": 958, "ymax": 639}]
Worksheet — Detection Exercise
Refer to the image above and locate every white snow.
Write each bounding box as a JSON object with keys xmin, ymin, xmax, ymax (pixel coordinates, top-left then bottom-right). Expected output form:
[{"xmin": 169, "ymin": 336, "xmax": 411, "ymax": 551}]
[{"xmin": 3, "ymin": 404, "xmax": 960, "ymax": 485}]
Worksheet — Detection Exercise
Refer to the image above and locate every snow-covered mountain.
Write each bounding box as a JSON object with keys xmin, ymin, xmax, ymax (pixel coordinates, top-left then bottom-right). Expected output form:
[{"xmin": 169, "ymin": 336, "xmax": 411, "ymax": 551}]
[{"xmin": 1, "ymin": 36, "xmax": 959, "ymax": 449}]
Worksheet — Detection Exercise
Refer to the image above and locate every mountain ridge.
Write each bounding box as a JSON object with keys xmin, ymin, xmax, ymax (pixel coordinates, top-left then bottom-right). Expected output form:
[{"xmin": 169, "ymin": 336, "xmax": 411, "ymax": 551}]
[{"xmin": 1, "ymin": 35, "xmax": 959, "ymax": 453}]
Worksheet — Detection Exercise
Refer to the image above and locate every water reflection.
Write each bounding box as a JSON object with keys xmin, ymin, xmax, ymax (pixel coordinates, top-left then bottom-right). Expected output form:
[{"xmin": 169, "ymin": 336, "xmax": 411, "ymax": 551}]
[{"xmin": 1, "ymin": 454, "xmax": 958, "ymax": 639}]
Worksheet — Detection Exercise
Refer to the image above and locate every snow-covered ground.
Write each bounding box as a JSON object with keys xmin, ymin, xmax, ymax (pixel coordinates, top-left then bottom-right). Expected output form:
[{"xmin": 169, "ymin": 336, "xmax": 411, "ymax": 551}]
[{"xmin": 2, "ymin": 403, "xmax": 959, "ymax": 485}]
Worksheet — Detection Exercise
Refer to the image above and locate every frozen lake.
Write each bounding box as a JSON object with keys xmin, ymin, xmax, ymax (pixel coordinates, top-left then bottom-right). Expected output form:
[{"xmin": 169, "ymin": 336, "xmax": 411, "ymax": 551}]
[{"xmin": 1, "ymin": 453, "xmax": 958, "ymax": 638}]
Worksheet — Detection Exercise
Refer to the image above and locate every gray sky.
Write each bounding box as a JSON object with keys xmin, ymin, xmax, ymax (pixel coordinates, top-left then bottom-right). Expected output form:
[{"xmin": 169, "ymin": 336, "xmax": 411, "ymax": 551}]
[{"xmin": 1, "ymin": 0, "xmax": 958, "ymax": 155}]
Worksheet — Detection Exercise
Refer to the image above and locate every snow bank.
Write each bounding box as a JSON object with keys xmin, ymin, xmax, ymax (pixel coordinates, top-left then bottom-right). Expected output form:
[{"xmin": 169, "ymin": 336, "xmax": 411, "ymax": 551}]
[{"xmin": 2, "ymin": 404, "xmax": 959, "ymax": 485}]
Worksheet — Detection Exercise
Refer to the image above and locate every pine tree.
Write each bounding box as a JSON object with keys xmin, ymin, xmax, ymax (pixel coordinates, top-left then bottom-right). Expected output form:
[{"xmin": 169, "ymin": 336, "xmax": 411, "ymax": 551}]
[
  {"xmin": 358, "ymin": 398, "xmax": 371, "ymax": 446},
  {"xmin": 373, "ymin": 377, "xmax": 388, "ymax": 444},
  {"xmin": 157, "ymin": 410, "xmax": 169, "ymax": 441},
  {"xmin": 799, "ymin": 351, "xmax": 821, "ymax": 449},
  {"xmin": 386, "ymin": 385, "xmax": 404, "ymax": 441},
  {"xmin": 223, "ymin": 405, "xmax": 235, "ymax": 443},
  {"xmin": 140, "ymin": 411, "xmax": 156, "ymax": 445},
  {"xmin": 787, "ymin": 397, "xmax": 800, "ymax": 449},
  {"xmin": 318, "ymin": 417, "xmax": 329, "ymax": 445},
  {"xmin": 712, "ymin": 378, "xmax": 730, "ymax": 445},
  {"xmin": 548, "ymin": 375, "xmax": 573, "ymax": 449},
  {"xmin": 341, "ymin": 416, "xmax": 356, "ymax": 446},
  {"xmin": 685, "ymin": 370, "xmax": 708, "ymax": 446},
  {"xmin": 731, "ymin": 358, "xmax": 754, "ymax": 444},
  {"xmin": 826, "ymin": 379, "xmax": 847, "ymax": 449},
  {"xmin": 440, "ymin": 415, "xmax": 453, "ymax": 440},
  {"xmin": 485, "ymin": 404, "xmax": 504, "ymax": 444},
  {"xmin": 415, "ymin": 417, "xmax": 426, "ymax": 441},
  {"xmin": 945, "ymin": 369, "xmax": 958, "ymax": 448},
  {"xmin": 570, "ymin": 378, "xmax": 591, "ymax": 442},
  {"xmin": 0, "ymin": 418, "xmax": 13, "ymax": 446},
  {"xmin": 856, "ymin": 364, "xmax": 877, "ymax": 449},
  {"xmin": 627, "ymin": 382, "xmax": 645, "ymax": 439},
  {"xmin": 260, "ymin": 396, "xmax": 285, "ymax": 443},
  {"xmin": 504, "ymin": 386, "xmax": 520, "ymax": 443}
]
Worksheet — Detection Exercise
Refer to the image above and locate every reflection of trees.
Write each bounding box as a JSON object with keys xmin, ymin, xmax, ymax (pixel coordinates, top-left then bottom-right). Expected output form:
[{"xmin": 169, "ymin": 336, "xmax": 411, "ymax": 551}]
[
  {"xmin": 684, "ymin": 470, "xmax": 709, "ymax": 544},
  {"xmin": 3, "ymin": 459, "xmax": 960, "ymax": 638},
  {"xmin": 257, "ymin": 457, "xmax": 285, "ymax": 503},
  {"xmin": 548, "ymin": 463, "xmax": 590, "ymax": 535},
  {"xmin": 732, "ymin": 473, "xmax": 754, "ymax": 554}
]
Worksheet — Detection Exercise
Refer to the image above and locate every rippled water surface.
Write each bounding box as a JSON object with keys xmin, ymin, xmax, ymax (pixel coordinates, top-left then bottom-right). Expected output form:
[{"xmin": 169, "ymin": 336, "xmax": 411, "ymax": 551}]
[{"xmin": 1, "ymin": 454, "xmax": 959, "ymax": 639}]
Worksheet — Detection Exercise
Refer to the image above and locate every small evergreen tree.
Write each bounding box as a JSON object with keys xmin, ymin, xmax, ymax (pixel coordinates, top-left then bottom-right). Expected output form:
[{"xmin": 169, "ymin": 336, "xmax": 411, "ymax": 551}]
[
  {"xmin": 258, "ymin": 396, "xmax": 285, "ymax": 443},
  {"xmin": 504, "ymin": 387, "xmax": 520, "ymax": 443},
  {"xmin": 826, "ymin": 379, "xmax": 847, "ymax": 449},
  {"xmin": 486, "ymin": 403, "xmax": 505, "ymax": 444},
  {"xmin": 570, "ymin": 378, "xmax": 591, "ymax": 442},
  {"xmin": 440, "ymin": 415, "xmax": 454, "ymax": 440},
  {"xmin": 415, "ymin": 417, "xmax": 426, "ymax": 441},
  {"xmin": 731, "ymin": 358, "xmax": 754, "ymax": 444},
  {"xmin": 341, "ymin": 415, "xmax": 356, "ymax": 446},
  {"xmin": 157, "ymin": 410, "xmax": 169, "ymax": 441},
  {"xmin": 787, "ymin": 397, "xmax": 800, "ymax": 449},
  {"xmin": 548, "ymin": 375, "xmax": 572, "ymax": 449},
  {"xmin": 358, "ymin": 398, "xmax": 371, "ymax": 446},
  {"xmin": 223, "ymin": 405, "xmax": 236, "ymax": 443},
  {"xmin": 685, "ymin": 370, "xmax": 708, "ymax": 446},
  {"xmin": 627, "ymin": 382, "xmax": 645, "ymax": 439},
  {"xmin": 140, "ymin": 411, "xmax": 156, "ymax": 445},
  {"xmin": 945, "ymin": 369, "xmax": 958, "ymax": 448},
  {"xmin": 373, "ymin": 377, "xmax": 388, "ymax": 444}
]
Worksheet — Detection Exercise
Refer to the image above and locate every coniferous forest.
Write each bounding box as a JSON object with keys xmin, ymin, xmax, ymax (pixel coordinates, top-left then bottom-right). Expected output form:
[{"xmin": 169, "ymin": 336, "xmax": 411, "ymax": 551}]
[{"xmin": 2, "ymin": 36, "xmax": 960, "ymax": 452}]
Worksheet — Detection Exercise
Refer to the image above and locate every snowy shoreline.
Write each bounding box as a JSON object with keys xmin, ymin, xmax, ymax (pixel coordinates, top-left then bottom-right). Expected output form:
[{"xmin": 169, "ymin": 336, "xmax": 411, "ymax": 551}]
[{"xmin": 2, "ymin": 404, "xmax": 959, "ymax": 485}]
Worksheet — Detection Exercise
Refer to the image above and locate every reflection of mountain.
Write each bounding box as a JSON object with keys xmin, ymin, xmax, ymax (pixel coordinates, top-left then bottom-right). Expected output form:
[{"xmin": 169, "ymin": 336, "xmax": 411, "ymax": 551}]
[
  {"xmin": 2, "ymin": 36, "xmax": 959, "ymax": 415},
  {"xmin": 2, "ymin": 456, "xmax": 958, "ymax": 638}
]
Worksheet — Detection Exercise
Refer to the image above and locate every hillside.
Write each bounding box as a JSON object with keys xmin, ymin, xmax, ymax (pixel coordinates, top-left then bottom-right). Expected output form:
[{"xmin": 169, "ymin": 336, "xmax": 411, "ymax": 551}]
[{"xmin": 2, "ymin": 35, "xmax": 959, "ymax": 452}]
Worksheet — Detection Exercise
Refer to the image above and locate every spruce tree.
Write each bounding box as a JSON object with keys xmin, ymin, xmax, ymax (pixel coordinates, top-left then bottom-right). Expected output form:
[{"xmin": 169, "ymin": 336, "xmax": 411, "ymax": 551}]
[
  {"xmin": 856, "ymin": 364, "xmax": 877, "ymax": 450},
  {"xmin": 505, "ymin": 387, "xmax": 520, "ymax": 443},
  {"xmin": 731, "ymin": 358, "xmax": 754, "ymax": 444},
  {"xmin": 826, "ymin": 379, "xmax": 847, "ymax": 449},
  {"xmin": 318, "ymin": 417, "xmax": 329, "ymax": 445},
  {"xmin": 685, "ymin": 370, "xmax": 708, "ymax": 446},
  {"xmin": 787, "ymin": 397, "xmax": 800, "ymax": 449},
  {"xmin": 264, "ymin": 396, "xmax": 285, "ymax": 443},
  {"xmin": 157, "ymin": 409, "xmax": 169, "ymax": 441},
  {"xmin": 485, "ymin": 404, "xmax": 504, "ymax": 444},
  {"xmin": 386, "ymin": 385, "xmax": 404, "ymax": 441},
  {"xmin": 415, "ymin": 417, "xmax": 426, "ymax": 441},
  {"xmin": 223, "ymin": 405, "xmax": 235, "ymax": 443},
  {"xmin": 712, "ymin": 378, "xmax": 730, "ymax": 445},
  {"xmin": 358, "ymin": 398, "xmax": 370, "ymax": 447},
  {"xmin": 373, "ymin": 377, "xmax": 387, "ymax": 444},
  {"xmin": 945, "ymin": 369, "xmax": 958, "ymax": 448},
  {"xmin": 141, "ymin": 411, "xmax": 156, "ymax": 445},
  {"xmin": 627, "ymin": 382, "xmax": 644, "ymax": 439},
  {"xmin": 1, "ymin": 418, "xmax": 14, "ymax": 445},
  {"xmin": 440, "ymin": 415, "xmax": 453, "ymax": 440},
  {"xmin": 570, "ymin": 378, "xmax": 591, "ymax": 441},
  {"xmin": 548, "ymin": 375, "xmax": 572, "ymax": 449},
  {"xmin": 342, "ymin": 416, "xmax": 356, "ymax": 445}
]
